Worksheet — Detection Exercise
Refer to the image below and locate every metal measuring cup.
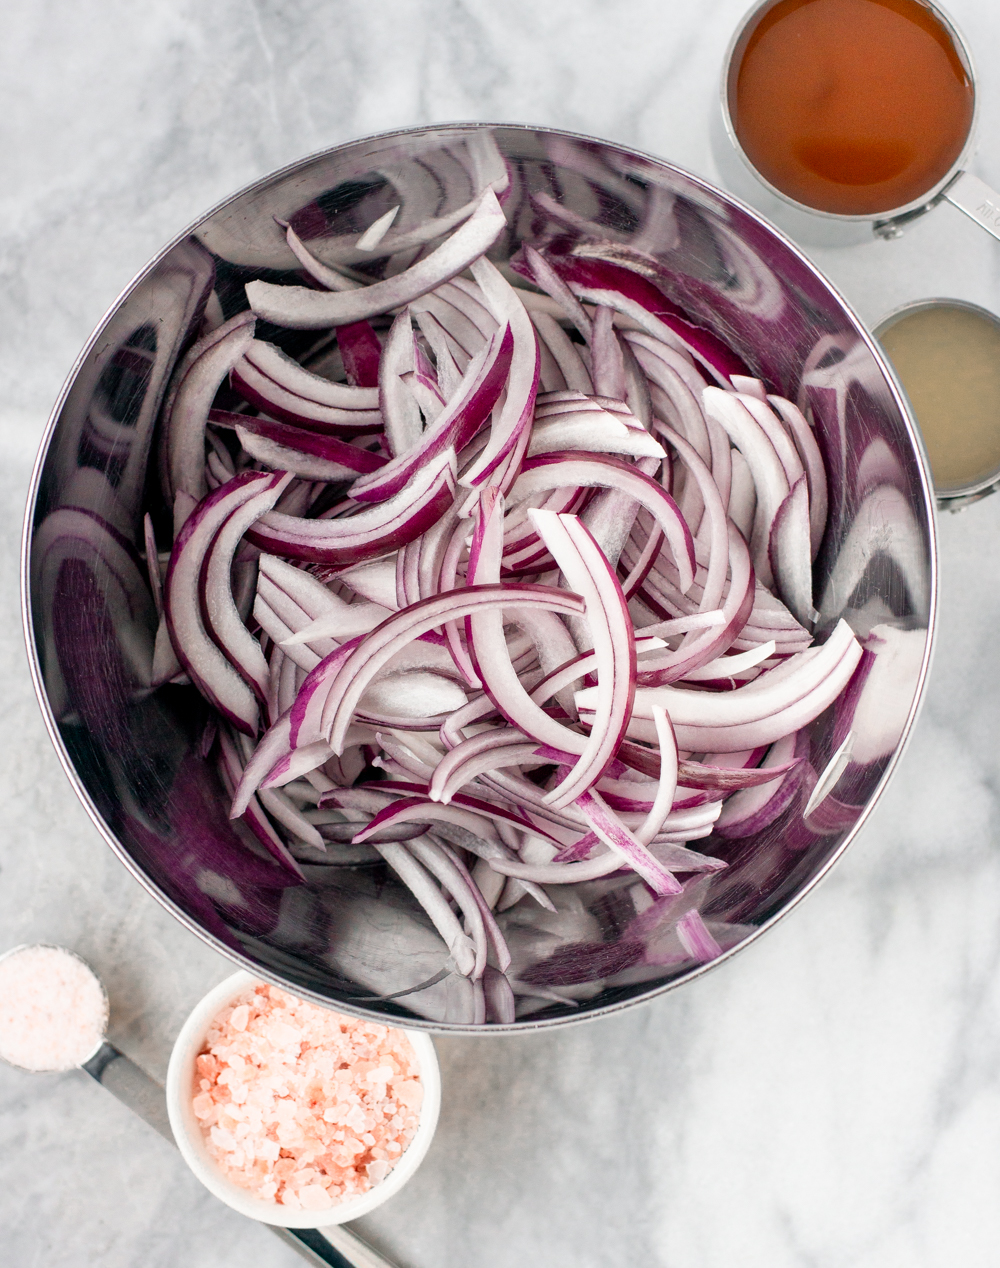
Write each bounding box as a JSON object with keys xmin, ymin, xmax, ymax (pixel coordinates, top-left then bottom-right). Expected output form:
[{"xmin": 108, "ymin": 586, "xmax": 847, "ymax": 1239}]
[
  {"xmin": 871, "ymin": 297, "xmax": 1000, "ymax": 508},
  {"xmin": 713, "ymin": 0, "xmax": 1000, "ymax": 247}
]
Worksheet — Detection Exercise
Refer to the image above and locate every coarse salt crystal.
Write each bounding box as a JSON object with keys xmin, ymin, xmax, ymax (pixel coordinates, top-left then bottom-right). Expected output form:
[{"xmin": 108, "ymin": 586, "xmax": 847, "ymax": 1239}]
[
  {"xmin": 194, "ymin": 985, "xmax": 421, "ymax": 1209},
  {"xmin": 298, "ymin": 1184, "xmax": 332, "ymax": 1210}
]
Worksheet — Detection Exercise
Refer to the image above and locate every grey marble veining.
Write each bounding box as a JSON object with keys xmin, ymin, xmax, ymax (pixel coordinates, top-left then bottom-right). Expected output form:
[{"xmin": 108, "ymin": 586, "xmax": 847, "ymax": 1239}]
[{"xmin": 4, "ymin": 1, "xmax": 1000, "ymax": 1265}]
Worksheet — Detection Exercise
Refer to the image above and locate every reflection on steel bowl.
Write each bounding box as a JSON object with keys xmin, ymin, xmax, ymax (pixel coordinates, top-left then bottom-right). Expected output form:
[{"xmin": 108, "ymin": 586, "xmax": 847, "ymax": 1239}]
[{"xmin": 22, "ymin": 124, "xmax": 936, "ymax": 1031}]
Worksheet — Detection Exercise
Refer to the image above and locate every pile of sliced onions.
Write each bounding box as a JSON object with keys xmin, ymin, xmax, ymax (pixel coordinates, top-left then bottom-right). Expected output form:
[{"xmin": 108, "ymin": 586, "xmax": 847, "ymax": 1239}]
[{"xmin": 149, "ymin": 184, "xmax": 864, "ymax": 1023}]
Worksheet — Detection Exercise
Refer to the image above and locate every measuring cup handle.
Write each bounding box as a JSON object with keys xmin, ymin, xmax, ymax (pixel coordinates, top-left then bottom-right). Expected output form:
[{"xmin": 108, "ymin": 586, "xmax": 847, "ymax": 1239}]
[
  {"xmin": 942, "ymin": 172, "xmax": 1000, "ymax": 243},
  {"xmin": 81, "ymin": 1040, "xmax": 175, "ymax": 1142}
]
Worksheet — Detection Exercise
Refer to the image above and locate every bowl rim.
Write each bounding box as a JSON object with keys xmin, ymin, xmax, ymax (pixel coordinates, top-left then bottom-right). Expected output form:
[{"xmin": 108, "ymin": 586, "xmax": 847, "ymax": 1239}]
[
  {"xmin": 20, "ymin": 120, "xmax": 939, "ymax": 1033},
  {"xmin": 165, "ymin": 970, "xmax": 441, "ymax": 1226}
]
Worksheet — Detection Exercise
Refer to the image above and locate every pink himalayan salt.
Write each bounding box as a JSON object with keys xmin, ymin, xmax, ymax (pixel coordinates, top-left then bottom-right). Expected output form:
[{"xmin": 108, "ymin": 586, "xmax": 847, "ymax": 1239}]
[
  {"xmin": 193, "ymin": 984, "xmax": 423, "ymax": 1209},
  {"xmin": 0, "ymin": 945, "xmax": 108, "ymax": 1072}
]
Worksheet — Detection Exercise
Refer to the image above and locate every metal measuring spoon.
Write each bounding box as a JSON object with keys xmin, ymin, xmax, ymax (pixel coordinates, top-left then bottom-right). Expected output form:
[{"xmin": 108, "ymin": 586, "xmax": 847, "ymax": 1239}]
[{"xmin": 0, "ymin": 945, "xmax": 397, "ymax": 1268}]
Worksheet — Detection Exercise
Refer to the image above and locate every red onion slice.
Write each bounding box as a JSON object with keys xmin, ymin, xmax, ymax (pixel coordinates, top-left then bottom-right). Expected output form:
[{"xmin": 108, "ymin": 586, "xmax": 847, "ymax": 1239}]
[
  {"xmin": 350, "ymin": 322, "xmax": 514, "ymax": 503},
  {"xmin": 574, "ymin": 790, "xmax": 682, "ymax": 896},
  {"xmin": 164, "ymin": 472, "xmax": 289, "ymax": 735},
  {"xmin": 243, "ymin": 339, "xmax": 380, "ymax": 409},
  {"xmin": 246, "ymin": 448, "xmax": 457, "ymax": 565},
  {"xmin": 131, "ymin": 184, "xmax": 891, "ymax": 1019},
  {"xmin": 230, "ymin": 357, "xmax": 382, "ymax": 433},
  {"xmin": 163, "ymin": 312, "xmax": 256, "ymax": 501},
  {"xmin": 768, "ymin": 475, "xmax": 815, "ymax": 626},
  {"xmin": 201, "ymin": 474, "xmax": 293, "ymax": 701},
  {"xmin": 512, "ymin": 451, "xmax": 696, "ymax": 594},
  {"xmin": 246, "ymin": 188, "xmax": 507, "ymax": 329}
]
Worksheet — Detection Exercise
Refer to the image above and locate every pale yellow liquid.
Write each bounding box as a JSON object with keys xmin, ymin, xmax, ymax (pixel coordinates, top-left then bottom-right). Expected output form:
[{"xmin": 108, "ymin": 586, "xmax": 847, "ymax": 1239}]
[{"xmin": 878, "ymin": 305, "xmax": 1000, "ymax": 493}]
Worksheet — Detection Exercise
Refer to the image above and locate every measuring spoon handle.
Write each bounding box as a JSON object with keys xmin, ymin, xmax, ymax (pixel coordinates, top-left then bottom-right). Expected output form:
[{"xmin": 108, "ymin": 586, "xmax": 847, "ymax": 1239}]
[{"xmin": 81, "ymin": 1040, "xmax": 174, "ymax": 1141}]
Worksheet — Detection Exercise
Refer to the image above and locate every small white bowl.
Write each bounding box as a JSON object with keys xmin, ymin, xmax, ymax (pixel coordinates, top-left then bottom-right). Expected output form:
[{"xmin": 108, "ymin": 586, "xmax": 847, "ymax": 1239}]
[{"xmin": 166, "ymin": 972, "xmax": 440, "ymax": 1227}]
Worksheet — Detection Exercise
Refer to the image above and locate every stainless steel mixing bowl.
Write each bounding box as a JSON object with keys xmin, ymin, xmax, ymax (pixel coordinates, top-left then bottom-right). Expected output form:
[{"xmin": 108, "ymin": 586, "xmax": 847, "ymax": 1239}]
[{"xmin": 21, "ymin": 123, "xmax": 937, "ymax": 1031}]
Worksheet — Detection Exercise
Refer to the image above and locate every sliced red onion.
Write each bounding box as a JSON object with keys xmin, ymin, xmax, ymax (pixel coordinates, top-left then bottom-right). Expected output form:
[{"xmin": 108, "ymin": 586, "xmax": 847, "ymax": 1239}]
[
  {"xmin": 217, "ymin": 727, "xmax": 305, "ymax": 877},
  {"xmin": 233, "ymin": 427, "xmax": 358, "ymax": 482},
  {"xmin": 634, "ymin": 706, "xmax": 678, "ymax": 845},
  {"xmin": 134, "ymin": 196, "xmax": 882, "ymax": 1021},
  {"xmin": 768, "ymin": 475, "xmax": 814, "ymax": 627},
  {"xmin": 728, "ymin": 448, "xmax": 757, "ymax": 543},
  {"xmin": 245, "ymin": 448, "xmax": 457, "ymax": 565},
  {"xmin": 201, "ymin": 472, "xmax": 293, "ymax": 700},
  {"xmin": 163, "ymin": 312, "xmax": 256, "ymax": 501},
  {"xmin": 374, "ymin": 840, "xmax": 477, "ymax": 977},
  {"xmin": 460, "ymin": 258, "xmax": 541, "ymax": 487},
  {"xmin": 164, "ymin": 472, "xmax": 288, "ymax": 735},
  {"xmin": 463, "ymin": 494, "xmax": 595, "ymax": 762},
  {"xmin": 230, "ymin": 357, "xmax": 382, "ymax": 433},
  {"xmin": 350, "ymin": 322, "xmax": 513, "ymax": 503},
  {"xmin": 619, "ymin": 635, "xmax": 862, "ymax": 753},
  {"xmin": 527, "ymin": 511, "xmax": 635, "ymax": 809},
  {"xmin": 334, "ymin": 558, "xmax": 400, "ymax": 609},
  {"xmin": 767, "ymin": 394, "xmax": 828, "ymax": 559},
  {"xmin": 321, "ymin": 584, "xmax": 587, "ymax": 757},
  {"xmin": 521, "ymin": 243, "xmax": 594, "ymax": 340},
  {"xmin": 243, "ymin": 339, "xmax": 380, "ymax": 409},
  {"xmin": 511, "ymin": 451, "xmax": 695, "ymax": 593},
  {"xmin": 219, "ymin": 409, "xmax": 383, "ymax": 474},
  {"xmin": 714, "ymin": 733, "xmax": 801, "ymax": 838},
  {"xmin": 529, "ymin": 311, "xmax": 594, "ymax": 394},
  {"xmin": 246, "ymin": 188, "xmax": 507, "ymax": 329},
  {"xmin": 655, "ymin": 423, "xmax": 728, "ymax": 613},
  {"xmin": 528, "ymin": 407, "xmax": 664, "ymax": 460},
  {"xmin": 518, "ymin": 253, "xmax": 746, "ymax": 386},
  {"xmin": 411, "ymin": 286, "xmax": 493, "ymax": 360},
  {"xmin": 276, "ymin": 217, "xmax": 363, "ymax": 291},
  {"xmin": 736, "ymin": 390, "xmax": 805, "ymax": 487},
  {"xmin": 415, "ymin": 309, "xmax": 465, "ymax": 398},
  {"xmin": 337, "ymin": 321, "xmax": 382, "ymax": 388},
  {"xmin": 702, "ymin": 387, "xmax": 789, "ymax": 588},
  {"xmin": 619, "ymin": 619, "xmax": 859, "ymax": 728},
  {"xmin": 429, "ymin": 731, "xmax": 542, "ymax": 805},
  {"xmin": 574, "ymin": 790, "xmax": 682, "ymax": 896}
]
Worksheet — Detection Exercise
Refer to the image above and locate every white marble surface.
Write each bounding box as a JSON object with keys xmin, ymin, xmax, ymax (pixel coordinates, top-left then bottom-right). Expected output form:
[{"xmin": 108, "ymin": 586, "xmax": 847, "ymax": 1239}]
[{"xmin": 3, "ymin": 1, "xmax": 1000, "ymax": 1265}]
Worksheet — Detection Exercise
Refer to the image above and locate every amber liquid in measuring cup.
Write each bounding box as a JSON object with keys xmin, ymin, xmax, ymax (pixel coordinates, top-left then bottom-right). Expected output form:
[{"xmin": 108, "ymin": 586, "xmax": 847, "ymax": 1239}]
[{"xmin": 732, "ymin": 0, "xmax": 974, "ymax": 215}]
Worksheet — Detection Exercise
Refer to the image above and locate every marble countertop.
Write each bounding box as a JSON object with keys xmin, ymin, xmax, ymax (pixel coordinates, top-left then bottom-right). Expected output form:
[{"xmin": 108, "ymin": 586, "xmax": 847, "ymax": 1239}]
[{"xmin": 4, "ymin": 2, "xmax": 1000, "ymax": 1265}]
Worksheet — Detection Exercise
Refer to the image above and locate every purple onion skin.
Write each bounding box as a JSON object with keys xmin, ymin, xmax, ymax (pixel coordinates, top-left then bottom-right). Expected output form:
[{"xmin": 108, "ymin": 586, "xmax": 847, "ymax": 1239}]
[
  {"xmin": 52, "ymin": 557, "xmax": 137, "ymax": 757},
  {"xmin": 520, "ymin": 939, "xmax": 646, "ymax": 986},
  {"xmin": 125, "ymin": 814, "xmax": 245, "ymax": 950},
  {"xmin": 210, "ymin": 409, "xmax": 386, "ymax": 472},
  {"xmin": 510, "ymin": 250, "xmax": 749, "ymax": 383},
  {"xmin": 124, "ymin": 756, "xmax": 298, "ymax": 950},
  {"xmin": 337, "ymin": 321, "xmax": 382, "ymax": 387},
  {"xmin": 245, "ymin": 467, "xmax": 456, "ymax": 566},
  {"xmin": 714, "ymin": 764, "xmax": 806, "ymax": 841},
  {"xmin": 229, "ymin": 368, "xmax": 383, "ymax": 435}
]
